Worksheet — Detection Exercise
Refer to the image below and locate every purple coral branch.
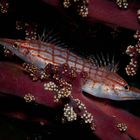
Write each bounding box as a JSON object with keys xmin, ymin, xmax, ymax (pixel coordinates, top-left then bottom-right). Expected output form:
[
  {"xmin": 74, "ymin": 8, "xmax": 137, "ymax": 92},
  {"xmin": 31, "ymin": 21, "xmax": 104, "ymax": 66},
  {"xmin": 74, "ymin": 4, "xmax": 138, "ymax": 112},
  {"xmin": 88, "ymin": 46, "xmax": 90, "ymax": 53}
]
[
  {"xmin": 41, "ymin": 0, "xmax": 140, "ymax": 30},
  {"xmin": 125, "ymin": 30, "xmax": 140, "ymax": 76},
  {"xmin": 0, "ymin": 62, "xmax": 140, "ymax": 139},
  {"xmin": 0, "ymin": 62, "xmax": 58, "ymax": 108}
]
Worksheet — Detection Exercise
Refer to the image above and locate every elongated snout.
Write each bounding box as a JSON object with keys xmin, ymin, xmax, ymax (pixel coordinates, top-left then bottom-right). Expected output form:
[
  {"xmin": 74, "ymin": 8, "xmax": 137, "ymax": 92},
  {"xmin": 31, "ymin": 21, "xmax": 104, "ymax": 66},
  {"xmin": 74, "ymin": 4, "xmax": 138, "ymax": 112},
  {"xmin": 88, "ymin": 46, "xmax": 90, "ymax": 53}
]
[
  {"xmin": 120, "ymin": 86, "xmax": 140, "ymax": 100},
  {"xmin": 0, "ymin": 38, "xmax": 16, "ymax": 46}
]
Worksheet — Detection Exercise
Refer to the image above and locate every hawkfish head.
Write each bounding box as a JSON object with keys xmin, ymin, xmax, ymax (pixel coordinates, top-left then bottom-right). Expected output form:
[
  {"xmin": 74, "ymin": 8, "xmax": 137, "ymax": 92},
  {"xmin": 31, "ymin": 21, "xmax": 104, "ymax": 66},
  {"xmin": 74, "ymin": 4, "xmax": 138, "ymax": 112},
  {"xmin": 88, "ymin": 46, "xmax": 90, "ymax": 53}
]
[
  {"xmin": 82, "ymin": 71, "xmax": 140, "ymax": 101},
  {"xmin": 0, "ymin": 38, "xmax": 47, "ymax": 68}
]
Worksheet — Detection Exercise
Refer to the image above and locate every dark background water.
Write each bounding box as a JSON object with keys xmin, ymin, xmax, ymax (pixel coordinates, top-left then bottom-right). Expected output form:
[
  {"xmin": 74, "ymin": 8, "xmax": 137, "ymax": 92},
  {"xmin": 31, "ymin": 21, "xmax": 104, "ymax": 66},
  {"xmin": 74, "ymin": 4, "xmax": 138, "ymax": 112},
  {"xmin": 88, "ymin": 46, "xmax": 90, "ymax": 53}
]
[{"xmin": 0, "ymin": 0, "xmax": 140, "ymax": 139}]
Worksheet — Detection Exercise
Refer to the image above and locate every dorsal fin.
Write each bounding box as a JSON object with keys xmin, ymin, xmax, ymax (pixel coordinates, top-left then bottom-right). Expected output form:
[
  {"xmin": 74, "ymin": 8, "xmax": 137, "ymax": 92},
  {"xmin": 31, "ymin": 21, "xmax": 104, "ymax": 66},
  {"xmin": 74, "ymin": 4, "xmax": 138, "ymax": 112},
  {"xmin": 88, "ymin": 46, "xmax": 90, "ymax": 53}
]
[
  {"xmin": 88, "ymin": 53, "xmax": 119, "ymax": 72},
  {"xmin": 38, "ymin": 29, "xmax": 67, "ymax": 48}
]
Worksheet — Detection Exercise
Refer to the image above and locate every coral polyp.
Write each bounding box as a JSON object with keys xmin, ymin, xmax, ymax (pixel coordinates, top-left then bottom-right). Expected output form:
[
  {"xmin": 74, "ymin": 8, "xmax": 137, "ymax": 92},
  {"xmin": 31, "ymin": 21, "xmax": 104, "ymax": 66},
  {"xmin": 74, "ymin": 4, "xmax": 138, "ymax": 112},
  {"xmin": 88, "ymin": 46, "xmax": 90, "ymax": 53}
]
[{"xmin": 125, "ymin": 31, "xmax": 140, "ymax": 76}]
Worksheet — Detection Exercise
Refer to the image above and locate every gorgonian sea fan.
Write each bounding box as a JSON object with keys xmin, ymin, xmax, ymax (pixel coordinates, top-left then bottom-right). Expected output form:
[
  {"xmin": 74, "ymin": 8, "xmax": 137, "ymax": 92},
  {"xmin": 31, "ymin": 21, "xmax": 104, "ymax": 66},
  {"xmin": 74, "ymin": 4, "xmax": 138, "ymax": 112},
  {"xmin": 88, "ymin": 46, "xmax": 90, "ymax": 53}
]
[
  {"xmin": 41, "ymin": 0, "xmax": 140, "ymax": 30},
  {"xmin": 0, "ymin": 0, "xmax": 140, "ymax": 139},
  {"xmin": 0, "ymin": 62, "xmax": 140, "ymax": 140}
]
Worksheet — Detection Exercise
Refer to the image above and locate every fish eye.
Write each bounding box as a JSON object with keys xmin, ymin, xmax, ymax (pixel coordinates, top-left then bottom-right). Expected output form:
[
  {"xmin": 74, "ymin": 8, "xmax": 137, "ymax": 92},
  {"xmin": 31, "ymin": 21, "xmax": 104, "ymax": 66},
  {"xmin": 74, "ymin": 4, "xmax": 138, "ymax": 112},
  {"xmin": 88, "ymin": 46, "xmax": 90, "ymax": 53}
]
[
  {"xmin": 124, "ymin": 85, "xmax": 129, "ymax": 90},
  {"xmin": 13, "ymin": 42, "xmax": 19, "ymax": 49}
]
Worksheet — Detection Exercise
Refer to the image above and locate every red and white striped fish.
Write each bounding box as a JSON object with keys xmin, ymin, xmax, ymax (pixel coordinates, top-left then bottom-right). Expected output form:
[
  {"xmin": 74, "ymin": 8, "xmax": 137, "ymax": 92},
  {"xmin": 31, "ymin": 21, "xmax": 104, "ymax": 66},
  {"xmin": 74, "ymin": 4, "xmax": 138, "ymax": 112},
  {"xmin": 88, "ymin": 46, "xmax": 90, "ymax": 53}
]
[{"xmin": 0, "ymin": 38, "xmax": 140, "ymax": 100}]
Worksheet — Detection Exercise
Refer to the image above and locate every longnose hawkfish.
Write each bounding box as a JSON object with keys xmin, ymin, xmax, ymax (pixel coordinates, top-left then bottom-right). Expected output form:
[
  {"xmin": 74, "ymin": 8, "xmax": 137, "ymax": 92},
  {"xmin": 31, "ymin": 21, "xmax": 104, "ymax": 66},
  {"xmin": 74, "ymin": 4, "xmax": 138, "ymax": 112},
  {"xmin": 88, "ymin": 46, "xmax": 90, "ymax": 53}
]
[{"xmin": 0, "ymin": 37, "xmax": 140, "ymax": 101}]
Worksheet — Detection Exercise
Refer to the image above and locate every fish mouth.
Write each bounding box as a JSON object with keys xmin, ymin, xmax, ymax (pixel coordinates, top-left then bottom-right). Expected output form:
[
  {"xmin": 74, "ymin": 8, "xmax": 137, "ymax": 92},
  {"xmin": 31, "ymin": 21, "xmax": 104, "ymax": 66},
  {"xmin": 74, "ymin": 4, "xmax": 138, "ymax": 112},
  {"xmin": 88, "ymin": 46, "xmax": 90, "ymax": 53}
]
[
  {"xmin": 0, "ymin": 38, "xmax": 20, "ymax": 54},
  {"xmin": 0, "ymin": 38, "xmax": 16, "ymax": 46},
  {"xmin": 0, "ymin": 38, "xmax": 21, "ymax": 51},
  {"xmin": 120, "ymin": 86, "xmax": 140, "ymax": 100},
  {"xmin": 121, "ymin": 96, "xmax": 138, "ymax": 100},
  {"xmin": 0, "ymin": 38, "xmax": 27, "ymax": 47}
]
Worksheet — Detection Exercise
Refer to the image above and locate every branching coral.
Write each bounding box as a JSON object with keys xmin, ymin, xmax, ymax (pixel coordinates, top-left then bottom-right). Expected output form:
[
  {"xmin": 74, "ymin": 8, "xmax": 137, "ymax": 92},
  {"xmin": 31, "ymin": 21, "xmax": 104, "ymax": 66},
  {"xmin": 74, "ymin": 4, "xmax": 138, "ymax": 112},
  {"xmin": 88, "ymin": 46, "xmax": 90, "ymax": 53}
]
[
  {"xmin": 116, "ymin": 0, "xmax": 128, "ymax": 9},
  {"xmin": 0, "ymin": 0, "xmax": 9, "ymax": 14},
  {"xmin": 125, "ymin": 30, "xmax": 140, "ymax": 76},
  {"xmin": 0, "ymin": 62, "xmax": 140, "ymax": 139},
  {"xmin": 0, "ymin": 0, "xmax": 140, "ymax": 139},
  {"xmin": 16, "ymin": 21, "xmax": 38, "ymax": 40},
  {"xmin": 63, "ymin": 0, "xmax": 89, "ymax": 17},
  {"xmin": 41, "ymin": 0, "xmax": 140, "ymax": 30}
]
